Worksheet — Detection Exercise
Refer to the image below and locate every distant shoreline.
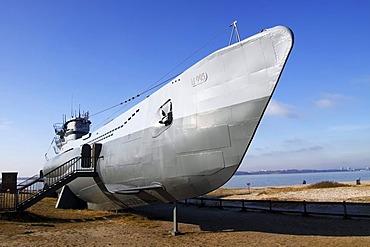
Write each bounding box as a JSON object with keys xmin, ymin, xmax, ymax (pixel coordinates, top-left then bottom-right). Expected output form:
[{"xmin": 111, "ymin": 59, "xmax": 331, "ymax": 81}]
[
  {"xmin": 3, "ymin": 170, "xmax": 369, "ymax": 180},
  {"xmin": 235, "ymin": 168, "xmax": 370, "ymax": 176}
]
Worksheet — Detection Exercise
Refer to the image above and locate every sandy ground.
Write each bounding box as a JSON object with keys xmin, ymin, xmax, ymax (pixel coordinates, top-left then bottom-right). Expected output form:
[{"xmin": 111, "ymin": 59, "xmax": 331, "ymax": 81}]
[
  {"xmin": 209, "ymin": 180, "xmax": 370, "ymax": 202},
  {"xmin": 2, "ymin": 183, "xmax": 370, "ymax": 246}
]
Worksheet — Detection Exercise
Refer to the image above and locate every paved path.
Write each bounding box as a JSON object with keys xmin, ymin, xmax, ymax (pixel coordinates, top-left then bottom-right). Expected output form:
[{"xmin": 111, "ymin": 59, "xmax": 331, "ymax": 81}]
[{"xmin": 133, "ymin": 203, "xmax": 370, "ymax": 236}]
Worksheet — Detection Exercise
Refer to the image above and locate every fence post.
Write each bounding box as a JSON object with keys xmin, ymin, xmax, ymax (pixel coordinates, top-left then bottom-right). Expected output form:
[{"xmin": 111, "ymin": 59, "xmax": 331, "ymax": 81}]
[
  {"xmin": 242, "ymin": 200, "xmax": 245, "ymax": 211},
  {"xmin": 269, "ymin": 200, "xmax": 272, "ymax": 212},
  {"xmin": 219, "ymin": 198, "xmax": 223, "ymax": 209},
  {"xmin": 14, "ymin": 189, "xmax": 19, "ymax": 211},
  {"xmin": 343, "ymin": 201, "xmax": 348, "ymax": 219},
  {"xmin": 302, "ymin": 200, "xmax": 308, "ymax": 217}
]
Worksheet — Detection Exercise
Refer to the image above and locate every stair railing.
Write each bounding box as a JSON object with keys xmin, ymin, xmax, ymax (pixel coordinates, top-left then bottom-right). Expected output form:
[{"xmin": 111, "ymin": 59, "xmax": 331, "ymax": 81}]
[
  {"xmin": 16, "ymin": 157, "xmax": 86, "ymax": 207},
  {"xmin": 0, "ymin": 155, "xmax": 98, "ymax": 211}
]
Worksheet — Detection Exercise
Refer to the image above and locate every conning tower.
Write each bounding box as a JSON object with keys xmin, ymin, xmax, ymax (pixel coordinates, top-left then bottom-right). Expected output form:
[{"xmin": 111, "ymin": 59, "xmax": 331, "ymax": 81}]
[{"xmin": 54, "ymin": 112, "xmax": 91, "ymax": 150}]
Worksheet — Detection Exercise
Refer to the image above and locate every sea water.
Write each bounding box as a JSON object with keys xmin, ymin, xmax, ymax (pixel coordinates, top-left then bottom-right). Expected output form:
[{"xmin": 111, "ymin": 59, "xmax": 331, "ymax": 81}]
[
  {"xmin": 222, "ymin": 170, "xmax": 370, "ymax": 188},
  {"xmin": 3, "ymin": 171, "xmax": 370, "ymax": 189}
]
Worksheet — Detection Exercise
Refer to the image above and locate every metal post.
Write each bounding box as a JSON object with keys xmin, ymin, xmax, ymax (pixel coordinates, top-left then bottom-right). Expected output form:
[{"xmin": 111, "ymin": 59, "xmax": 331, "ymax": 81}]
[
  {"xmin": 303, "ymin": 200, "xmax": 308, "ymax": 217},
  {"xmin": 170, "ymin": 201, "xmax": 181, "ymax": 236},
  {"xmin": 14, "ymin": 189, "xmax": 19, "ymax": 211},
  {"xmin": 343, "ymin": 201, "xmax": 348, "ymax": 219}
]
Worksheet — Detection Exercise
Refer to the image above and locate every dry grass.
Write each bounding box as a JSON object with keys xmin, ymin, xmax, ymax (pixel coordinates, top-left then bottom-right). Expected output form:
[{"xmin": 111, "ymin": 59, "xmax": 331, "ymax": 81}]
[
  {"xmin": 0, "ymin": 197, "xmax": 115, "ymax": 222},
  {"xmin": 206, "ymin": 188, "xmax": 250, "ymax": 197},
  {"xmin": 307, "ymin": 181, "xmax": 352, "ymax": 189},
  {"xmin": 207, "ymin": 185, "xmax": 309, "ymax": 198},
  {"xmin": 2, "ymin": 188, "xmax": 370, "ymax": 246},
  {"xmin": 207, "ymin": 181, "xmax": 370, "ymax": 203},
  {"xmin": 256, "ymin": 186, "xmax": 307, "ymax": 196}
]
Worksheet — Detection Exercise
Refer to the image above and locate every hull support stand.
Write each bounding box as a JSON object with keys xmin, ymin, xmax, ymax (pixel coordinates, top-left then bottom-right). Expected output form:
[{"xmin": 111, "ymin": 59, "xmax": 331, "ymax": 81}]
[{"xmin": 170, "ymin": 200, "xmax": 181, "ymax": 236}]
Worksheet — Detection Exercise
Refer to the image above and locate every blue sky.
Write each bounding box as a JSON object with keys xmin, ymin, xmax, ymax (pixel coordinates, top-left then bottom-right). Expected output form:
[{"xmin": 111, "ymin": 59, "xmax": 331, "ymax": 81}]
[{"xmin": 1, "ymin": 1, "xmax": 369, "ymax": 176}]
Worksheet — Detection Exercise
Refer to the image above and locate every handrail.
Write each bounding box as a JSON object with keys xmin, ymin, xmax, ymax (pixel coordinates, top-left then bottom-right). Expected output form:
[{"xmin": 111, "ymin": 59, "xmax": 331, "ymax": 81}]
[
  {"xmin": 16, "ymin": 157, "xmax": 83, "ymax": 207},
  {"xmin": 17, "ymin": 174, "xmax": 40, "ymax": 190},
  {"xmin": 17, "ymin": 157, "xmax": 81, "ymax": 192},
  {"xmin": 0, "ymin": 155, "xmax": 97, "ymax": 212}
]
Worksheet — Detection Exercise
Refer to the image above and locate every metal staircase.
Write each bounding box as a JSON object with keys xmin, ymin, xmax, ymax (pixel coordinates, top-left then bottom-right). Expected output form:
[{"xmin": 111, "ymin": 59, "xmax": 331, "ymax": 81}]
[{"xmin": 0, "ymin": 156, "xmax": 98, "ymax": 212}]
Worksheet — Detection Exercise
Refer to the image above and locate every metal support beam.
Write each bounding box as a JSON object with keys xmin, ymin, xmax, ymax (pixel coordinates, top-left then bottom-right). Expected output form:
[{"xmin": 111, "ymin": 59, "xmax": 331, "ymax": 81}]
[{"xmin": 170, "ymin": 201, "xmax": 181, "ymax": 236}]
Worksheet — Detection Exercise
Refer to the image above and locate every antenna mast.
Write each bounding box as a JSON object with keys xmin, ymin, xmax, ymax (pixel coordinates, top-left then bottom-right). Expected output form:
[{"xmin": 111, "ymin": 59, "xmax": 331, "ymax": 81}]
[
  {"xmin": 229, "ymin": 20, "xmax": 241, "ymax": 45},
  {"xmin": 71, "ymin": 94, "xmax": 74, "ymax": 117}
]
